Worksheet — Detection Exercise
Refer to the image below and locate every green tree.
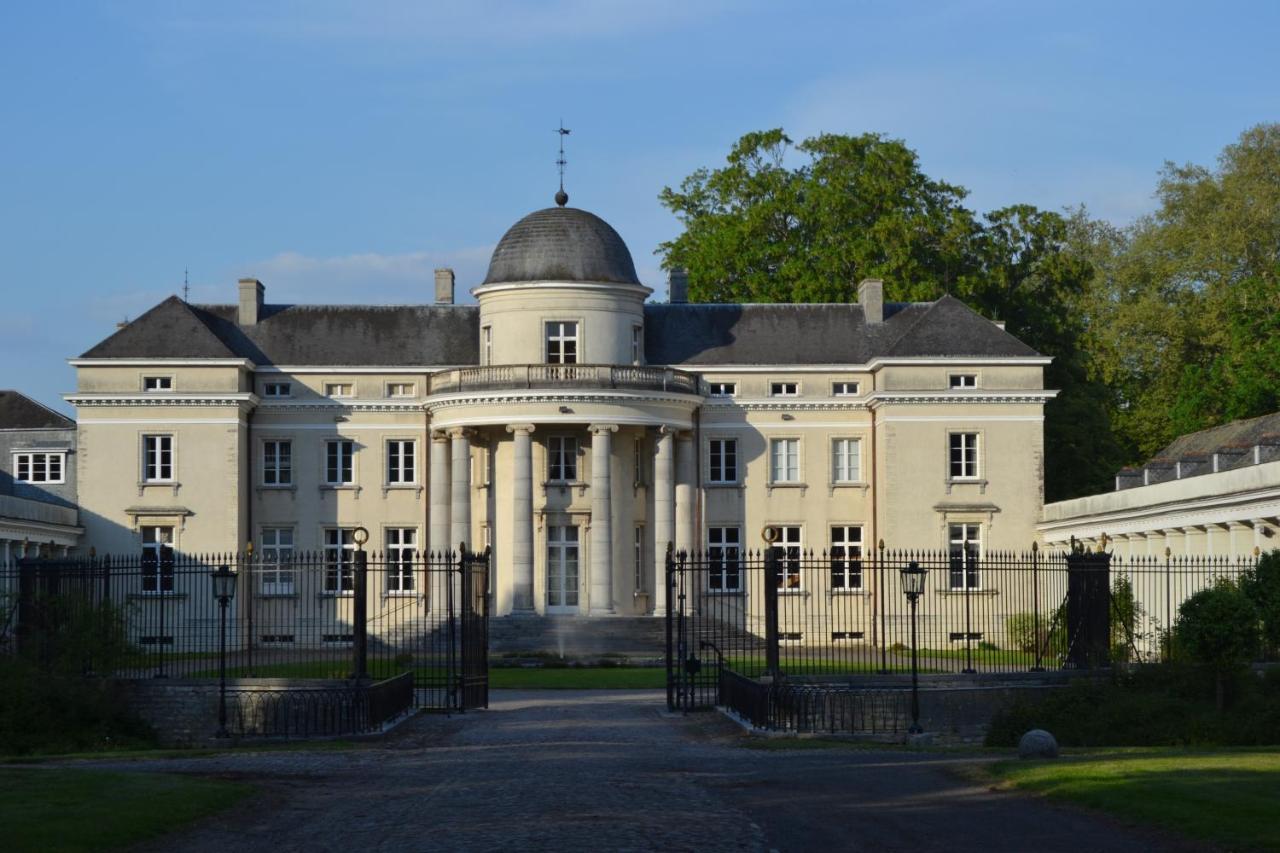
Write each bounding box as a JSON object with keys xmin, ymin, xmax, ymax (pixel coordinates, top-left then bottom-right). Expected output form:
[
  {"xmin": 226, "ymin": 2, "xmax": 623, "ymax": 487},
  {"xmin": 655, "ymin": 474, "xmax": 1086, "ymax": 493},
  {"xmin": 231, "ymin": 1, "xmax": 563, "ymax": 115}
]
[{"xmin": 1175, "ymin": 580, "xmax": 1259, "ymax": 710}]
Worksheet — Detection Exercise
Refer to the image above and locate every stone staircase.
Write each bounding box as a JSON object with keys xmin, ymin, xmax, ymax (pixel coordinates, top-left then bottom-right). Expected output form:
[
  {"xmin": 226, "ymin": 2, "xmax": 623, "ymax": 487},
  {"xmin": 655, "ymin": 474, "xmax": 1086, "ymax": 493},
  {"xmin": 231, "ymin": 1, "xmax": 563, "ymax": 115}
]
[{"xmin": 488, "ymin": 615, "xmax": 668, "ymax": 659}]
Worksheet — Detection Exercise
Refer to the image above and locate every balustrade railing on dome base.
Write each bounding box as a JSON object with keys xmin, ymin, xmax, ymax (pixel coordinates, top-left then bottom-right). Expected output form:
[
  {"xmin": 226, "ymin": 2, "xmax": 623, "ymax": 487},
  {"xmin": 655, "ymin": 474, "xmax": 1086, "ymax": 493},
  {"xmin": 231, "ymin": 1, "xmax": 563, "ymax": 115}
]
[
  {"xmin": 665, "ymin": 545, "xmax": 1268, "ymax": 714},
  {"xmin": 2, "ymin": 547, "xmax": 490, "ymax": 712},
  {"xmin": 429, "ymin": 363, "xmax": 700, "ymax": 395}
]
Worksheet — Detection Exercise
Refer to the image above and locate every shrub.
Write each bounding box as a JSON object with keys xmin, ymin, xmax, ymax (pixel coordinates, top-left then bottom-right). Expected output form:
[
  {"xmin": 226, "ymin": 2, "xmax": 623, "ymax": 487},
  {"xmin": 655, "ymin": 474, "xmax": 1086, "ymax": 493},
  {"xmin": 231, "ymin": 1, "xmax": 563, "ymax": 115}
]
[
  {"xmin": 1239, "ymin": 549, "xmax": 1280, "ymax": 658},
  {"xmin": 1174, "ymin": 579, "xmax": 1259, "ymax": 710},
  {"xmin": 1006, "ymin": 607, "xmax": 1067, "ymax": 658}
]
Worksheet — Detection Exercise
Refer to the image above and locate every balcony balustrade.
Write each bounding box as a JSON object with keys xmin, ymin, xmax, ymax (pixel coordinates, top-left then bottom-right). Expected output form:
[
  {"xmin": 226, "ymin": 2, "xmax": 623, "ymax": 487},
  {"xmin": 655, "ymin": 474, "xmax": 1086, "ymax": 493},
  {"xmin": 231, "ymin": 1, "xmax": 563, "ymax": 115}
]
[{"xmin": 429, "ymin": 364, "xmax": 700, "ymax": 396}]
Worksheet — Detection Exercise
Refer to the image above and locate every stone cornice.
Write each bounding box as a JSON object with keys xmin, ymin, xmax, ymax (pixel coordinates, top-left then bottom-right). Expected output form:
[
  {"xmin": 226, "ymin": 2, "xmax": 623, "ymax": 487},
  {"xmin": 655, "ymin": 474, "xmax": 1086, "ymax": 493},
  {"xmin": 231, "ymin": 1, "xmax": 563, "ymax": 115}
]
[
  {"xmin": 256, "ymin": 400, "xmax": 425, "ymax": 414},
  {"xmin": 65, "ymin": 393, "xmax": 259, "ymax": 408},
  {"xmin": 706, "ymin": 399, "xmax": 869, "ymax": 412},
  {"xmin": 868, "ymin": 391, "xmax": 1057, "ymax": 408}
]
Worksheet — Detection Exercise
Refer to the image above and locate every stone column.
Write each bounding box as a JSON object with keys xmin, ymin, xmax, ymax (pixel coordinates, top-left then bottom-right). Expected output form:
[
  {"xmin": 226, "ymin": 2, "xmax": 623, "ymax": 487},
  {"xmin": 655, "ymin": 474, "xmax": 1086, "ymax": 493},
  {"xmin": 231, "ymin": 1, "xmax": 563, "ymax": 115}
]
[
  {"xmin": 427, "ymin": 431, "xmax": 451, "ymax": 615},
  {"xmin": 675, "ymin": 431, "xmax": 695, "ymax": 555},
  {"xmin": 589, "ymin": 424, "xmax": 618, "ymax": 614},
  {"xmin": 507, "ymin": 424, "xmax": 536, "ymax": 612},
  {"xmin": 652, "ymin": 427, "xmax": 675, "ymax": 616},
  {"xmin": 449, "ymin": 429, "xmax": 472, "ymax": 551},
  {"xmin": 1226, "ymin": 521, "xmax": 1249, "ymax": 558},
  {"xmin": 1251, "ymin": 519, "xmax": 1268, "ymax": 556}
]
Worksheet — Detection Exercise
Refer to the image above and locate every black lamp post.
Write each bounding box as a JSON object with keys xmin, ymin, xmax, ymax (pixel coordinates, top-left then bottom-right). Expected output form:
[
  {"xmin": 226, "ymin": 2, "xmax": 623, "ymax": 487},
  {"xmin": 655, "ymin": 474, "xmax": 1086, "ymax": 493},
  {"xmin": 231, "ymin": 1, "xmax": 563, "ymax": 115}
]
[
  {"xmin": 900, "ymin": 561, "xmax": 928, "ymax": 735},
  {"xmin": 212, "ymin": 563, "xmax": 237, "ymax": 738}
]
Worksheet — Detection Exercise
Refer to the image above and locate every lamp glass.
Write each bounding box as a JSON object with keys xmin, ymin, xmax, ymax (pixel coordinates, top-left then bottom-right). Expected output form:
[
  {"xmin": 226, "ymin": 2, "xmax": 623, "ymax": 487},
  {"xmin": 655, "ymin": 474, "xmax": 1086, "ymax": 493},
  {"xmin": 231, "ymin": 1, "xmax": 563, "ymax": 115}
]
[
  {"xmin": 352, "ymin": 526, "xmax": 369, "ymax": 546},
  {"xmin": 900, "ymin": 562, "xmax": 927, "ymax": 598},
  {"xmin": 212, "ymin": 565, "xmax": 237, "ymax": 600}
]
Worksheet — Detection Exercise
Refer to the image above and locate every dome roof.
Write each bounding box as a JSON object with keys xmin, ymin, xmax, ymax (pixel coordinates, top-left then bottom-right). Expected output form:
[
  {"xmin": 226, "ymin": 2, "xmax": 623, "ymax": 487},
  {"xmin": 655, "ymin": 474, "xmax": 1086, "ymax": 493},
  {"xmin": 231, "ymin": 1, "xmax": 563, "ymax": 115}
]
[{"xmin": 482, "ymin": 206, "xmax": 640, "ymax": 286}]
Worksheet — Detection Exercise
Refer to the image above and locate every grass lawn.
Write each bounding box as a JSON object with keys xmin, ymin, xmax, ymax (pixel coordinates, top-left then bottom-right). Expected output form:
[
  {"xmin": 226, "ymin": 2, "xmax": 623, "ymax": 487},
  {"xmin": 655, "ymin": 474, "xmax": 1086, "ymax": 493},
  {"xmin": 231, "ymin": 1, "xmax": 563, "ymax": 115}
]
[
  {"xmin": 986, "ymin": 747, "xmax": 1280, "ymax": 851},
  {"xmin": 0, "ymin": 768, "xmax": 252, "ymax": 852},
  {"xmin": 489, "ymin": 666, "xmax": 667, "ymax": 689}
]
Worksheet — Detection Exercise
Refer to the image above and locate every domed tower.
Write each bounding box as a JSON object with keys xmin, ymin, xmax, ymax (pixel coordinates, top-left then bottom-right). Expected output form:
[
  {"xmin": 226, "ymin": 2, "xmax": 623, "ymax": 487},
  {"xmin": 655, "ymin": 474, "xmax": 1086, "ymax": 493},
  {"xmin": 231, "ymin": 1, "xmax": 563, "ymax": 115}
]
[{"xmin": 473, "ymin": 200, "xmax": 652, "ymax": 366}]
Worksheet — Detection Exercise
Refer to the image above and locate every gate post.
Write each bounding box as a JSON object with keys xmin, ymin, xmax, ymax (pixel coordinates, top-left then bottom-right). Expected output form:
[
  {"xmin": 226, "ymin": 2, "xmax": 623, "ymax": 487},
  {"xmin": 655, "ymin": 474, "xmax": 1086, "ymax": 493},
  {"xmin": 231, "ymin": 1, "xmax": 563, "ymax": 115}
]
[
  {"xmin": 763, "ymin": 546, "xmax": 780, "ymax": 680},
  {"xmin": 1066, "ymin": 548, "xmax": 1112, "ymax": 668},
  {"xmin": 353, "ymin": 537, "xmax": 369, "ymax": 681}
]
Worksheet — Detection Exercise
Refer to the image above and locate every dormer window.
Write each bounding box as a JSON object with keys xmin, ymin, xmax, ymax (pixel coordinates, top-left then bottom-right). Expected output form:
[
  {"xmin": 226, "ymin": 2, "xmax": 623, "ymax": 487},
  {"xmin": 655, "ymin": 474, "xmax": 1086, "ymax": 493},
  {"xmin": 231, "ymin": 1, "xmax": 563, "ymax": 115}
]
[
  {"xmin": 770, "ymin": 381, "xmax": 799, "ymax": 397},
  {"xmin": 325, "ymin": 383, "xmax": 354, "ymax": 398},
  {"xmin": 263, "ymin": 382, "xmax": 291, "ymax": 398},
  {"xmin": 546, "ymin": 321, "xmax": 578, "ymax": 364},
  {"xmin": 832, "ymin": 381, "xmax": 859, "ymax": 396},
  {"xmin": 143, "ymin": 376, "xmax": 172, "ymax": 392},
  {"xmin": 949, "ymin": 374, "xmax": 978, "ymax": 389}
]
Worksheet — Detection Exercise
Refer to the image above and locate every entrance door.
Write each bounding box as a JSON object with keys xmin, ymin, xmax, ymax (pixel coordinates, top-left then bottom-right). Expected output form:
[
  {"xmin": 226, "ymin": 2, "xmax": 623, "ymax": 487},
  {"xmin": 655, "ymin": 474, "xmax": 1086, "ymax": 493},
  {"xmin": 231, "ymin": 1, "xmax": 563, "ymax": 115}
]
[{"xmin": 546, "ymin": 525, "xmax": 580, "ymax": 613}]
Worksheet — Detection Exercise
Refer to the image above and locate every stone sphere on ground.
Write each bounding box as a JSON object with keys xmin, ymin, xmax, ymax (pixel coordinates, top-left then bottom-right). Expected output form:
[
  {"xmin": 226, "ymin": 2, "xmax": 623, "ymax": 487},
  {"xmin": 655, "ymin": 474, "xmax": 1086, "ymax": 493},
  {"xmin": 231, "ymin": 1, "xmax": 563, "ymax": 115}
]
[{"xmin": 1018, "ymin": 729, "xmax": 1059, "ymax": 759}]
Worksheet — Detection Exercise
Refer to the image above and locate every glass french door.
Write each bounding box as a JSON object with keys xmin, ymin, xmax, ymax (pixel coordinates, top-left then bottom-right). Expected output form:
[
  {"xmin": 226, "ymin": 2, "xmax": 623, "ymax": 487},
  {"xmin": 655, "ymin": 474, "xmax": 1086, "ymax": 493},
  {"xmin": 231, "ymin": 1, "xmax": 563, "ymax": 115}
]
[{"xmin": 546, "ymin": 525, "xmax": 580, "ymax": 612}]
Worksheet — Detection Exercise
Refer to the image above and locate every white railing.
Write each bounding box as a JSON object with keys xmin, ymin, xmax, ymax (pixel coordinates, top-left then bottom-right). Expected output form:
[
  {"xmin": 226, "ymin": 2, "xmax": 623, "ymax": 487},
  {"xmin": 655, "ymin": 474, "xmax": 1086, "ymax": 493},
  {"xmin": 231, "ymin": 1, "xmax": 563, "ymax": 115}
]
[{"xmin": 430, "ymin": 364, "xmax": 700, "ymax": 396}]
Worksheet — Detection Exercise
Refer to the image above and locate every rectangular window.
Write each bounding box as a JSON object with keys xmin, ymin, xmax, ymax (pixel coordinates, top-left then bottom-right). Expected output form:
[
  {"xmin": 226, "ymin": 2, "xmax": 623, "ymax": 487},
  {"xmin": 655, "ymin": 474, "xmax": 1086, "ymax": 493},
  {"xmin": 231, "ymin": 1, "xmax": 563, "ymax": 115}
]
[
  {"xmin": 769, "ymin": 438, "xmax": 800, "ymax": 483},
  {"xmin": 142, "ymin": 435, "xmax": 173, "ymax": 482},
  {"xmin": 545, "ymin": 321, "xmax": 579, "ymax": 364},
  {"xmin": 772, "ymin": 525, "xmax": 802, "ymax": 590},
  {"xmin": 263, "ymin": 382, "xmax": 292, "ymax": 398},
  {"xmin": 325, "ymin": 382, "xmax": 354, "ymax": 398},
  {"xmin": 707, "ymin": 382, "xmax": 737, "ymax": 397},
  {"xmin": 948, "ymin": 523, "xmax": 982, "ymax": 590},
  {"xmin": 632, "ymin": 325, "xmax": 643, "ymax": 364},
  {"xmin": 548, "ymin": 436, "xmax": 578, "ymax": 482},
  {"xmin": 326, "ymin": 440, "xmax": 355, "ymax": 485},
  {"xmin": 260, "ymin": 528, "xmax": 295, "ymax": 595},
  {"xmin": 387, "ymin": 440, "xmax": 416, "ymax": 484},
  {"xmin": 633, "ymin": 436, "xmax": 645, "ymax": 485},
  {"xmin": 324, "ymin": 528, "xmax": 356, "ymax": 593},
  {"xmin": 949, "ymin": 433, "xmax": 979, "ymax": 479},
  {"xmin": 949, "ymin": 374, "xmax": 978, "ymax": 389},
  {"xmin": 634, "ymin": 525, "xmax": 645, "ymax": 592},
  {"xmin": 770, "ymin": 381, "xmax": 799, "ymax": 397},
  {"xmin": 143, "ymin": 376, "xmax": 172, "ymax": 392},
  {"xmin": 832, "ymin": 438, "xmax": 861, "ymax": 483},
  {"xmin": 707, "ymin": 438, "xmax": 738, "ymax": 484},
  {"xmin": 707, "ymin": 526, "xmax": 742, "ymax": 592},
  {"xmin": 830, "ymin": 525, "xmax": 864, "ymax": 590},
  {"xmin": 546, "ymin": 525, "xmax": 580, "ymax": 608},
  {"xmin": 141, "ymin": 526, "xmax": 175, "ymax": 593},
  {"xmin": 386, "ymin": 382, "xmax": 415, "ymax": 398},
  {"xmin": 482, "ymin": 326, "xmax": 492, "ymax": 366},
  {"xmin": 386, "ymin": 528, "xmax": 417, "ymax": 593},
  {"xmin": 832, "ymin": 381, "xmax": 859, "ymax": 396},
  {"xmin": 13, "ymin": 452, "xmax": 65, "ymax": 484},
  {"xmin": 262, "ymin": 440, "xmax": 292, "ymax": 486}
]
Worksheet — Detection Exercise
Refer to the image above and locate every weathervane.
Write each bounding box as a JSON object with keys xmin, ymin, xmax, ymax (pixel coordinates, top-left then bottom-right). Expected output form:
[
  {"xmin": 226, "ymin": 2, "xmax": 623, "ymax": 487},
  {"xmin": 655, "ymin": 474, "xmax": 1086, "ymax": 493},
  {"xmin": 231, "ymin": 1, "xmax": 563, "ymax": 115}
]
[{"xmin": 555, "ymin": 121, "xmax": 570, "ymax": 206}]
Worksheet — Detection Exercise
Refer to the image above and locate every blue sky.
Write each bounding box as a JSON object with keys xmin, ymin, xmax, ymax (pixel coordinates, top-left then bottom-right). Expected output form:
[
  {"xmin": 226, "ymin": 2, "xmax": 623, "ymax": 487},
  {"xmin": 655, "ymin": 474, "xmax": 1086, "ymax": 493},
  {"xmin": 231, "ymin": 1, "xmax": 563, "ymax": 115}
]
[{"xmin": 3, "ymin": 1, "xmax": 1278, "ymax": 413}]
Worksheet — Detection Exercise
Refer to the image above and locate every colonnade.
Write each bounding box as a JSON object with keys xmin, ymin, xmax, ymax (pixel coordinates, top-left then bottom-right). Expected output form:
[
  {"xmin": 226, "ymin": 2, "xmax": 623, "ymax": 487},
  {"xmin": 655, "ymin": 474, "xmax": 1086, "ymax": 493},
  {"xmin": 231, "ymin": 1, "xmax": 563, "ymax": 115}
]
[
  {"xmin": 1054, "ymin": 517, "xmax": 1279, "ymax": 560},
  {"xmin": 427, "ymin": 423, "xmax": 696, "ymax": 615}
]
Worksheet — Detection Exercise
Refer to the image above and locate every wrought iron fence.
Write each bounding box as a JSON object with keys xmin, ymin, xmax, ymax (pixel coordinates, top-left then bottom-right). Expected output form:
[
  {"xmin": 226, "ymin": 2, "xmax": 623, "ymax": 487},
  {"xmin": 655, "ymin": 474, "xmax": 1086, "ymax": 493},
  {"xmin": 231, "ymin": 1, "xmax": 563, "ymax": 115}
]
[
  {"xmin": 228, "ymin": 672, "xmax": 415, "ymax": 737},
  {"xmin": 2, "ymin": 547, "xmax": 490, "ymax": 712},
  {"xmin": 667, "ymin": 546, "xmax": 1266, "ymax": 712}
]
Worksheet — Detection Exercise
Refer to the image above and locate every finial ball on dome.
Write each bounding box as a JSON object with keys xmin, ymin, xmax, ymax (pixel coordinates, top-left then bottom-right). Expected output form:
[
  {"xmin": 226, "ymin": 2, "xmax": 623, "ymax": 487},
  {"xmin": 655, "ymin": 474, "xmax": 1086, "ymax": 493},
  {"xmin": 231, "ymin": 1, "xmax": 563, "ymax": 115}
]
[{"xmin": 555, "ymin": 189, "xmax": 569, "ymax": 207}]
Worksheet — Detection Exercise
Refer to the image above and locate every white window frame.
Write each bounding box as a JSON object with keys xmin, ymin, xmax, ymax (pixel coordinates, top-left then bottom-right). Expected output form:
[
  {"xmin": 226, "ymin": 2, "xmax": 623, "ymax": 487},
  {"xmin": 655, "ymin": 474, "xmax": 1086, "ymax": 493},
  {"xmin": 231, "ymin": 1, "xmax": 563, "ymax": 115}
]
[
  {"xmin": 707, "ymin": 381, "xmax": 737, "ymax": 397},
  {"xmin": 325, "ymin": 439, "xmax": 355, "ymax": 485},
  {"xmin": 769, "ymin": 381, "xmax": 799, "ymax": 397},
  {"xmin": 325, "ymin": 382, "xmax": 354, "ymax": 398},
  {"xmin": 832, "ymin": 381, "xmax": 860, "ymax": 396},
  {"xmin": 141, "ymin": 525, "xmax": 175, "ymax": 593},
  {"xmin": 707, "ymin": 438, "xmax": 738, "ymax": 484},
  {"xmin": 769, "ymin": 437, "xmax": 801, "ymax": 484},
  {"xmin": 948, "ymin": 523, "xmax": 982, "ymax": 590},
  {"xmin": 385, "ymin": 382, "xmax": 416, "ymax": 398},
  {"xmin": 949, "ymin": 432, "xmax": 980, "ymax": 480},
  {"xmin": 142, "ymin": 434, "xmax": 174, "ymax": 483},
  {"xmin": 545, "ymin": 320, "xmax": 579, "ymax": 365},
  {"xmin": 830, "ymin": 525, "xmax": 864, "ymax": 591},
  {"xmin": 13, "ymin": 451, "xmax": 66, "ymax": 484},
  {"xmin": 142, "ymin": 375, "xmax": 173, "ymax": 392},
  {"xmin": 260, "ymin": 528, "xmax": 295, "ymax": 595},
  {"xmin": 262, "ymin": 381, "xmax": 292, "ymax": 398},
  {"xmin": 707, "ymin": 526, "xmax": 742, "ymax": 592},
  {"xmin": 386, "ymin": 439, "xmax": 417, "ymax": 485},
  {"xmin": 949, "ymin": 373, "xmax": 978, "ymax": 389},
  {"xmin": 771, "ymin": 525, "xmax": 803, "ymax": 591},
  {"xmin": 323, "ymin": 528, "xmax": 356, "ymax": 594},
  {"xmin": 631, "ymin": 324, "xmax": 643, "ymax": 365},
  {"xmin": 481, "ymin": 325, "xmax": 492, "ymax": 366},
  {"xmin": 385, "ymin": 527, "xmax": 417, "ymax": 594},
  {"xmin": 831, "ymin": 438, "xmax": 861, "ymax": 484},
  {"xmin": 262, "ymin": 439, "xmax": 293, "ymax": 486},
  {"xmin": 633, "ymin": 436, "xmax": 645, "ymax": 486},
  {"xmin": 634, "ymin": 524, "xmax": 645, "ymax": 592},
  {"xmin": 547, "ymin": 436, "xmax": 578, "ymax": 482}
]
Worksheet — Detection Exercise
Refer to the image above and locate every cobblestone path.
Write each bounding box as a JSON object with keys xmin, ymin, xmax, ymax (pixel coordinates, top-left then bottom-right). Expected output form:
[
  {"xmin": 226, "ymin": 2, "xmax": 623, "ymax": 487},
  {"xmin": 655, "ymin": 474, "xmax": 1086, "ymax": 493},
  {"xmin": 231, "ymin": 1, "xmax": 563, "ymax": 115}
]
[{"xmin": 73, "ymin": 690, "xmax": 1204, "ymax": 852}]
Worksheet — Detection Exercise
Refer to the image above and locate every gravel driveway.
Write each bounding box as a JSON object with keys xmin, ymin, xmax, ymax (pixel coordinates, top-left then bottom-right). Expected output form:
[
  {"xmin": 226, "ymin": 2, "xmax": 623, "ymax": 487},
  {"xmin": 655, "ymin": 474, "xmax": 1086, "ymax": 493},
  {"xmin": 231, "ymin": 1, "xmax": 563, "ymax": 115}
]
[{"xmin": 70, "ymin": 689, "xmax": 1205, "ymax": 852}]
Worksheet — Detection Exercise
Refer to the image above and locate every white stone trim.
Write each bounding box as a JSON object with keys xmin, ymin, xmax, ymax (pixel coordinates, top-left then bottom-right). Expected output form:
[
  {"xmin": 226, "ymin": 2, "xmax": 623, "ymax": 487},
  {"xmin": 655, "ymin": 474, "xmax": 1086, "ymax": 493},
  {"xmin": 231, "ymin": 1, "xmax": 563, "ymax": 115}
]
[
  {"xmin": 65, "ymin": 393, "xmax": 259, "ymax": 407},
  {"xmin": 68, "ymin": 358, "xmax": 254, "ymax": 368}
]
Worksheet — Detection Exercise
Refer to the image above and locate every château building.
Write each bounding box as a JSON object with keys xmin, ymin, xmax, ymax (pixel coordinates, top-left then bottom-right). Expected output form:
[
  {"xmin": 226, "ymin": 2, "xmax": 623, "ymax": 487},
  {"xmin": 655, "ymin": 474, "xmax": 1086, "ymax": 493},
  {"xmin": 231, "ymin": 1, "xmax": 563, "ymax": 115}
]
[{"xmin": 68, "ymin": 197, "xmax": 1054, "ymax": 617}]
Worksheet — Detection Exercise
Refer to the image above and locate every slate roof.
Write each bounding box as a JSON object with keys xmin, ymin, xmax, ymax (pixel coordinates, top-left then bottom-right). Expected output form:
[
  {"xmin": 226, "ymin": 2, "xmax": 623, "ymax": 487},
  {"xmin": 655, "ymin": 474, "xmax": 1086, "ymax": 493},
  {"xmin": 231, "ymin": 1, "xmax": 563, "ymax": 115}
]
[
  {"xmin": 1151, "ymin": 412, "xmax": 1280, "ymax": 462},
  {"xmin": 81, "ymin": 296, "xmax": 479, "ymax": 366},
  {"xmin": 79, "ymin": 291, "xmax": 1036, "ymax": 367},
  {"xmin": 0, "ymin": 391, "xmax": 75, "ymax": 430},
  {"xmin": 644, "ymin": 295, "xmax": 1039, "ymax": 365},
  {"xmin": 482, "ymin": 207, "xmax": 640, "ymax": 286}
]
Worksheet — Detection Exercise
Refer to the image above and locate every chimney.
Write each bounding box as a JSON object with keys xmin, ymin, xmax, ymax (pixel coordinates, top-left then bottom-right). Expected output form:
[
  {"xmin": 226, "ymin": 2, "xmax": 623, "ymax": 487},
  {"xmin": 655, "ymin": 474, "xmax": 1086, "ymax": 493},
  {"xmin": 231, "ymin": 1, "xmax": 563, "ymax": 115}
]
[
  {"xmin": 238, "ymin": 278, "xmax": 264, "ymax": 325},
  {"xmin": 858, "ymin": 278, "xmax": 884, "ymax": 324},
  {"xmin": 435, "ymin": 268, "xmax": 455, "ymax": 305},
  {"xmin": 668, "ymin": 268, "xmax": 688, "ymax": 304}
]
